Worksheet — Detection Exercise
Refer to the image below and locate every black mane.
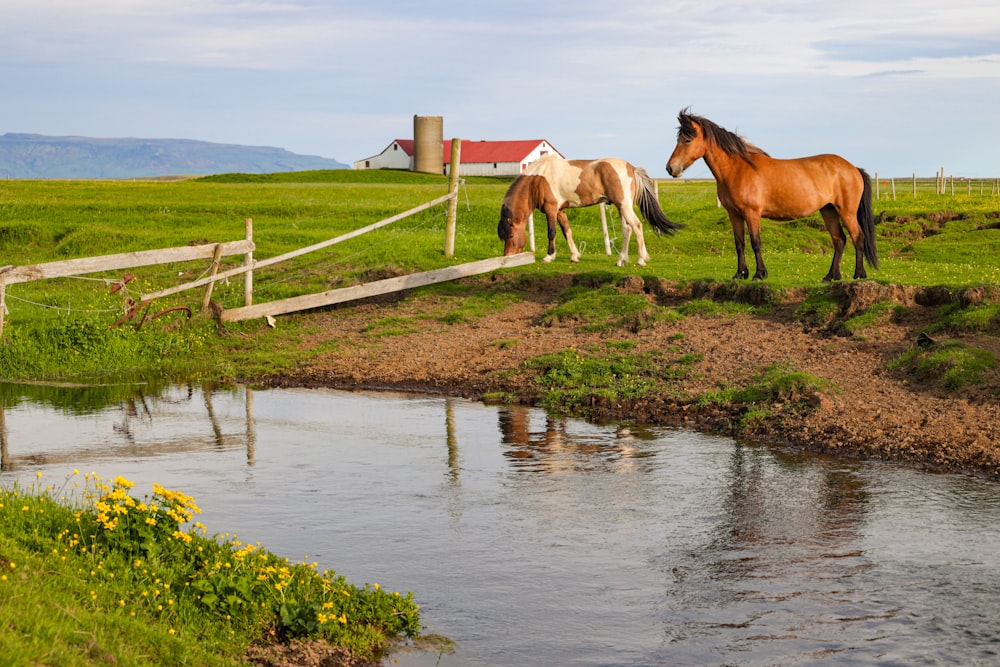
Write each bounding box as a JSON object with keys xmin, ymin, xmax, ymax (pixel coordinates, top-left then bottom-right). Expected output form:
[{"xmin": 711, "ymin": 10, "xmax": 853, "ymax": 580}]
[{"xmin": 677, "ymin": 108, "xmax": 768, "ymax": 166}]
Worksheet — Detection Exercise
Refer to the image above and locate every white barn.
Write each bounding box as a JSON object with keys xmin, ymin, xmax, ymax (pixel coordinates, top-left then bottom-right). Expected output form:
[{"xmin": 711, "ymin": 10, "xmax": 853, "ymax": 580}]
[{"xmin": 354, "ymin": 139, "xmax": 562, "ymax": 177}]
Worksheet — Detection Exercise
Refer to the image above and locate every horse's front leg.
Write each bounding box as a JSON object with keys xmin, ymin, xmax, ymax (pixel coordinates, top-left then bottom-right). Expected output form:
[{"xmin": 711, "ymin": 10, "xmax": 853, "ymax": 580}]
[
  {"xmin": 747, "ymin": 216, "xmax": 768, "ymax": 280},
  {"xmin": 542, "ymin": 208, "xmax": 559, "ymax": 263},
  {"xmin": 558, "ymin": 211, "xmax": 581, "ymax": 263},
  {"xmin": 728, "ymin": 212, "xmax": 751, "ymax": 280}
]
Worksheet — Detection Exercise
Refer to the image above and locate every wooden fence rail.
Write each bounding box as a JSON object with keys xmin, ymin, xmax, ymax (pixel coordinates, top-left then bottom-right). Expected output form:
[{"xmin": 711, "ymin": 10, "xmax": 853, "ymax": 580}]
[
  {"xmin": 139, "ymin": 190, "xmax": 456, "ymax": 303},
  {"xmin": 1, "ymin": 240, "xmax": 254, "ymax": 285}
]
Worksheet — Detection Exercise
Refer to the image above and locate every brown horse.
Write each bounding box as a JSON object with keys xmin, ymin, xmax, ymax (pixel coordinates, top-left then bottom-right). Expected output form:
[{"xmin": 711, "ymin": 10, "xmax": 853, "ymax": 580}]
[
  {"xmin": 665, "ymin": 109, "xmax": 877, "ymax": 281},
  {"xmin": 498, "ymin": 155, "xmax": 683, "ymax": 266}
]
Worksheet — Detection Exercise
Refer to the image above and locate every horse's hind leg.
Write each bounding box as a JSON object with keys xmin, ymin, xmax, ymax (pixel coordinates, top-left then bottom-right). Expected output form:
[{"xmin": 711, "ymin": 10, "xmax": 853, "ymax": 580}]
[
  {"xmin": 834, "ymin": 206, "xmax": 868, "ymax": 280},
  {"xmin": 616, "ymin": 206, "xmax": 650, "ymax": 267},
  {"xmin": 820, "ymin": 205, "xmax": 848, "ymax": 281}
]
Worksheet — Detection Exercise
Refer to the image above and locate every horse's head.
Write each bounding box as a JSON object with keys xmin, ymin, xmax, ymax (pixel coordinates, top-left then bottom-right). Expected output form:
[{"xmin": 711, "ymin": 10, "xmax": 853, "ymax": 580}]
[
  {"xmin": 666, "ymin": 108, "xmax": 707, "ymax": 177},
  {"xmin": 668, "ymin": 108, "xmax": 762, "ymax": 176},
  {"xmin": 498, "ymin": 202, "xmax": 527, "ymax": 256}
]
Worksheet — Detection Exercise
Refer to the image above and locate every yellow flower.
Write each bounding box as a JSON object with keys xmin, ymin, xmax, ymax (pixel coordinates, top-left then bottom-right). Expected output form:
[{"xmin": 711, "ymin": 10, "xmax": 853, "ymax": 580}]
[{"xmin": 338, "ymin": 614, "xmax": 347, "ymax": 624}]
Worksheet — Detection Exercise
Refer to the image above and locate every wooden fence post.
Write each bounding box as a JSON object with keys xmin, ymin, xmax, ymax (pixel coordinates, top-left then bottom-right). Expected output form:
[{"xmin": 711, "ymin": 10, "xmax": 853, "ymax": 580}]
[
  {"xmin": 201, "ymin": 243, "xmax": 225, "ymax": 311},
  {"xmin": 0, "ymin": 265, "xmax": 11, "ymax": 340},
  {"xmin": 445, "ymin": 139, "xmax": 461, "ymax": 258},
  {"xmin": 599, "ymin": 203, "xmax": 612, "ymax": 255},
  {"xmin": 244, "ymin": 218, "xmax": 254, "ymax": 307}
]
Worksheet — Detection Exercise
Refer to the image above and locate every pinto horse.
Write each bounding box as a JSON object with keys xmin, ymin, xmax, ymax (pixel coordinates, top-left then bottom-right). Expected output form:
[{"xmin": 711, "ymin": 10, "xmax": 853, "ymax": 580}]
[
  {"xmin": 498, "ymin": 155, "xmax": 684, "ymax": 266},
  {"xmin": 665, "ymin": 109, "xmax": 878, "ymax": 281}
]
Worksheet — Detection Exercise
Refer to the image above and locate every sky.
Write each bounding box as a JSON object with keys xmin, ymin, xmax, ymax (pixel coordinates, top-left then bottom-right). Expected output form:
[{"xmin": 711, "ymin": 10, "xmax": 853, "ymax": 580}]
[{"xmin": 3, "ymin": 1, "xmax": 1000, "ymax": 178}]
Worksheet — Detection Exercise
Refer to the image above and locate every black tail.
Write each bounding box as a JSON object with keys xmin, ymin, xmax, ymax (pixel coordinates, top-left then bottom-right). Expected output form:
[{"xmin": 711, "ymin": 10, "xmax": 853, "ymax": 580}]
[
  {"xmin": 858, "ymin": 169, "xmax": 878, "ymax": 269},
  {"xmin": 634, "ymin": 167, "xmax": 684, "ymax": 235}
]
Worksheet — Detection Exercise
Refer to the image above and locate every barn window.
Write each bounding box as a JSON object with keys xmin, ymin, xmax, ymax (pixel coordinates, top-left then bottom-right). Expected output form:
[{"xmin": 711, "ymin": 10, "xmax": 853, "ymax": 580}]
[{"xmin": 493, "ymin": 163, "xmax": 498, "ymax": 169}]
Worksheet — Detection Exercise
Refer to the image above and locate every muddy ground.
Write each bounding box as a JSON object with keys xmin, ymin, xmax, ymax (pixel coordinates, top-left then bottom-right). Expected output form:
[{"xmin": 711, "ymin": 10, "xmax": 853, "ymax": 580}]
[{"xmin": 258, "ymin": 274, "xmax": 1000, "ymax": 480}]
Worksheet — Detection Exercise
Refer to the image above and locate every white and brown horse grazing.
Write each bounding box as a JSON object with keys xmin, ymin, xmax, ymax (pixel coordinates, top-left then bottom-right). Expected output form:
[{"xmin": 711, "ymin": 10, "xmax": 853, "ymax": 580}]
[
  {"xmin": 666, "ymin": 109, "xmax": 878, "ymax": 281},
  {"xmin": 498, "ymin": 155, "xmax": 684, "ymax": 266}
]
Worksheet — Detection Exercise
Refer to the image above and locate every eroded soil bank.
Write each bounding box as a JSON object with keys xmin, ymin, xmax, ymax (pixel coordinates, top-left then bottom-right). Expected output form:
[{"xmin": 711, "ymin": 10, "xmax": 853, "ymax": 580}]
[{"xmin": 258, "ymin": 275, "xmax": 1000, "ymax": 480}]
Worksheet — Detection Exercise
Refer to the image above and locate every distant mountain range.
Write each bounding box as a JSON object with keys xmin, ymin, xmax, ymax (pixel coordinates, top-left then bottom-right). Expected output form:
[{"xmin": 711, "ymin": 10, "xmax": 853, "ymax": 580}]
[{"xmin": 0, "ymin": 133, "xmax": 349, "ymax": 179}]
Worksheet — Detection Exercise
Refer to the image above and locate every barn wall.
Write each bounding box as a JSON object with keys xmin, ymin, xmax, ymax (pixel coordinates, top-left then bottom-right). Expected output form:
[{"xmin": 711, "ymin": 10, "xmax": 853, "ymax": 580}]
[
  {"xmin": 353, "ymin": 142, "xmax": 412, "ymax": 170},
  {"xmin": 447, "ymin": 161, "xmax": 523, "ymax": 177}
]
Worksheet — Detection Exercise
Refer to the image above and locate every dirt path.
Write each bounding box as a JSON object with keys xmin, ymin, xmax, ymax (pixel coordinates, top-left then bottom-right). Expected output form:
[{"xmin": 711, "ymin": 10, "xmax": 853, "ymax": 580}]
[{"xmin": 260, "ymin": 275, "xmax": 1000, "ymax": 480}]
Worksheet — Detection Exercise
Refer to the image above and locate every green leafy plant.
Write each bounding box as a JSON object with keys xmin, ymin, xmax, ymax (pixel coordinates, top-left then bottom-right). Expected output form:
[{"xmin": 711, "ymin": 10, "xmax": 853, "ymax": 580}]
[{"xmin": 0, "ymin": 472, "xmax": 421, "ymax": 665}]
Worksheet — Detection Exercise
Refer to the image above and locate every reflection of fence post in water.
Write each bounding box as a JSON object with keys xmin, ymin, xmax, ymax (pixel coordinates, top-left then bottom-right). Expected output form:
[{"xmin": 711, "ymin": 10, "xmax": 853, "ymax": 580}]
[
  {"xmin": 203, "ymin": 387, "xmax": 225, "ymax": 448},
  {"xmin": 445, "ymin": 397, "xmax": 459, "ymax": 482},
  {"xmin": 0, "ymin": 404, "xmax": 8, "ymax": 472},
  {"xmin": 245, "ymin": 387, "xmax": 256, "ymax": 466}
]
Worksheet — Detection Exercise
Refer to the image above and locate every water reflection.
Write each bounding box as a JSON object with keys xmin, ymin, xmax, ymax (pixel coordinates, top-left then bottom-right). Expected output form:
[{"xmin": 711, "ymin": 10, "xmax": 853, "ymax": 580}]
[
  {"xmin": 0, "ymin": 381, "xmax": 257, "ymax": 472},
  {"xmin": 3, "ymin": 383, "xmax": 1000, "ymax": 666},
  {"xmin": 497, "ymin": 405, "xmax": 659, "ymax": 474}
]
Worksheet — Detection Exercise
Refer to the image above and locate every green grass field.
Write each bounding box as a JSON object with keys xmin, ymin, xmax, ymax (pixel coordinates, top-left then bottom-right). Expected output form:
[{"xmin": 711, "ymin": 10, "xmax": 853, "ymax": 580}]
[{"xmin": 1, "ymin": 169, "xmax": 999, "ymax": 383}]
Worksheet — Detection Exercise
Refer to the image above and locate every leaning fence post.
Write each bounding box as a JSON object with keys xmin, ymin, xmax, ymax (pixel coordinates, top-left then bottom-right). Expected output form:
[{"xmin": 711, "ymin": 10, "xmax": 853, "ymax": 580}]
[
  {"xmin": 201, "ymin": 243, "xmax": 225, "ymax": 311},
  {"xmin": 445, "ymin": 139, "xmax": 461, "ymax": 258},
  {"xmin": 244, "ymin": 218, "xmax": 254, "ymax": 307}
]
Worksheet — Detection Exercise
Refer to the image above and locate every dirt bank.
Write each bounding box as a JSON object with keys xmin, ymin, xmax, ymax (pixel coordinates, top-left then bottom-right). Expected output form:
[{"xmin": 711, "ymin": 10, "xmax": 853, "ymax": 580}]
[{"xmin": 259, "ymin": 274, "xmax": 1000, "ymax": 480}]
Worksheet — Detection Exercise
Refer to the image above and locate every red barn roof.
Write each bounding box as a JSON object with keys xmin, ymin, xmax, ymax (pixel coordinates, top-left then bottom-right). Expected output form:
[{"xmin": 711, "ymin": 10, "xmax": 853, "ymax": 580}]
[{"xmin": 394, "ymin": 139, "xmax": 556, "ymax": 164}]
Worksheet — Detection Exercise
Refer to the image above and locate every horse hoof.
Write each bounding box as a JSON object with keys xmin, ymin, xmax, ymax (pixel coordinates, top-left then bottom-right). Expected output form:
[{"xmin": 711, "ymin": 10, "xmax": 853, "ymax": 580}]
[{"xmin": 543, "ymin": 255, "xmax": 555, "ymax": 263}]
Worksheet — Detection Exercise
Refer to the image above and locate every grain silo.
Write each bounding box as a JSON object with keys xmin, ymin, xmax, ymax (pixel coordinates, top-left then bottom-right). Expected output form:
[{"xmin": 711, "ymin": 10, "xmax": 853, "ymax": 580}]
[{"xmin": 413, "ymin": 115, "xmax": 444, "ymax": 174}]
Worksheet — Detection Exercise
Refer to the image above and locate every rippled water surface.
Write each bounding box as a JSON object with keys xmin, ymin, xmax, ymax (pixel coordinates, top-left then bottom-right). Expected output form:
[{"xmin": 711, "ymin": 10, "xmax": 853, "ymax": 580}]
[{"xmin": 3, "ymin": 384, "xmax": 1000, "ymax": 666}]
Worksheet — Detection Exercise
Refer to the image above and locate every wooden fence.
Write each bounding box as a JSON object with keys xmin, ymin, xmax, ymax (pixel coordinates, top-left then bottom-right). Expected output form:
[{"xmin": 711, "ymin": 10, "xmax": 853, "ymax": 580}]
[{"xmin": 0, "ymin": 141, "xmax": 536, "ymax": 336}]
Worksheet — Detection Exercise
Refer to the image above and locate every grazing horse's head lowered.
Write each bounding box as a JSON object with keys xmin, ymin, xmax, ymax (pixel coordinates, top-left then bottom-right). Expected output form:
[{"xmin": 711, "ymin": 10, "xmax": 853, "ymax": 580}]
[{"xmin": 497, "ymin": 155, "xmax": 684, "ymax": 267}]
